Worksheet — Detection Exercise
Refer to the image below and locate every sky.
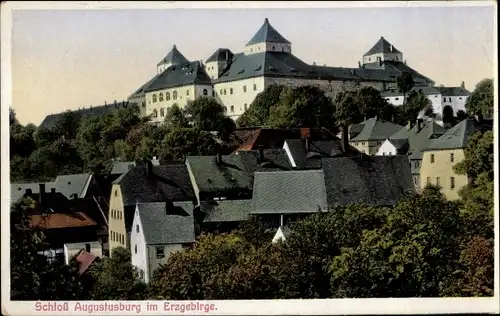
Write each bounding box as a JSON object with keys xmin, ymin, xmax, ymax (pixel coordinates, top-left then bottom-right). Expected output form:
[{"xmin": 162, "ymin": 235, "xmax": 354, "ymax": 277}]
[{"xmin": 9, "ymin": 3, "xmax": 496, "ymax": 126}]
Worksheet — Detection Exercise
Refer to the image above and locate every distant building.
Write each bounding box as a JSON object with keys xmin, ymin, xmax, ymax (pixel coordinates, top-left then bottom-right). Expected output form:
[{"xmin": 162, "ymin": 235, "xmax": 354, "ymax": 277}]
[
  {"xmin": 348, "ymin": 117, "xmax": 403, "ymax": 155},
  {"xmin": 419, "ymin": 118, "xmax": 492, "ymax": 200},
  {"xmin": 381, "ymin": 86, "xmax": 471, "ymax": 118}
]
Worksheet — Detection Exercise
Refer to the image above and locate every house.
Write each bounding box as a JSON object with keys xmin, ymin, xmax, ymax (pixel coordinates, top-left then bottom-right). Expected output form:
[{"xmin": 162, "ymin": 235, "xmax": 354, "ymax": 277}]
[
  {"xmin": 233, "ymin": 127, "xmax": 337, "ymax": 152},
  {"xmin": 108, "ymin": 160, "xmax": 195, "ymax": 256},
  {"xmin": 64, "ymin": 241, "xmax": 102, "ymax": 265},
  {"xmin": 252, "ymin": 170, "xmax": 328, "ymax": 228},
  {"xmin": 419, "ymin": 118, "xmax": 493, "ymax": 200},
  {"xmin": 197, "ymin": 199, "xmax": 252, "ymax": 234},
  {"xmin": 130, "ymin": 202, "xmax": 195, "ymax": 283},
  {"xmin": 30, "ymin": 212, "xmax": 100, "ymax": 263},
  {"xmin": 283, "ymin": 137, "xmax": 360, "ymax": 169},
  {"xmin": 349, "ymin": 117, "xmax": 403, "ymax": 155},
  {"xmin": 74, "ymin": 250, "xmax": 100, "ymax": 276},
  {"xmin": 322, "ymin": 155, "xmax": 414, "ymax": 207},
  {"xmin": 272, "ymin": 226, "xmax": 292, "ymax": 243},
  {"xmin": 376, "ymin": 119, "xmax": 447, "ymax": 191},
  {"xmin": 381, "ymin": 85, "xmax": 471, "ymax": 118},
  {"xmin": 10, "ymin": 173, "xmax": 98, "ymax": 206}
]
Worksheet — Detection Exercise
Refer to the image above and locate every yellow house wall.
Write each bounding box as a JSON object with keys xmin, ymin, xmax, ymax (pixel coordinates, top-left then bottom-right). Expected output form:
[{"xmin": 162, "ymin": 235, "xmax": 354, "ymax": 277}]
[
  {"xmin": 108, "ymin": 184, "xmax": 128, "ymax": 256},
  {"xmin": 419, "ymin": 149, "xmax": 468, "ymax": 200}
]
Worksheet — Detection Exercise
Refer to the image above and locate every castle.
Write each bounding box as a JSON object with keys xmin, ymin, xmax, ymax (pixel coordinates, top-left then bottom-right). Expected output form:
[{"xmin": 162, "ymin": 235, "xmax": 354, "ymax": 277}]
[
  {"xmin": 40, "ymin": 18, "xmax": 470, "ymax": 130},
  {"xmin": 127, "ymin": 18, "xmax": 437, "ymax": 124}
]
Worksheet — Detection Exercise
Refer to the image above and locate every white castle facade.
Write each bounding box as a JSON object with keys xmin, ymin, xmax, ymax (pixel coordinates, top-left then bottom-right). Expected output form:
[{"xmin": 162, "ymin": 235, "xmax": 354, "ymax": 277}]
[{"xmin": 124, "ymin": 18, "xmax": 467, "ymax": 123}]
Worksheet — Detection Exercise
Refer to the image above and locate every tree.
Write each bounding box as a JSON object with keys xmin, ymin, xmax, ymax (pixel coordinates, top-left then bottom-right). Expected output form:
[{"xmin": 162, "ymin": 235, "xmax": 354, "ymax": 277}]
[
  {"xmin": 236, "ymin": 85, "xmax": 286, "ymax": 127},
  {"xmin": 394, "ymin": 90, "xmax": 432, "ymax": 124},
  {"xmin": 329, "ymin": 186, "xmax": 463, "ymax": 297},
  {"xmin": 10, "ymin": 198, "xmax": 85, "ymax": 300},
  {"xmin": 159, "ymin": 127, "xmax": 219, "ymax": 161},
  {"xmin": 465, "ymin": 79, "xmax": 493, "ymax": 117},
  {"xmin": 88, "ymin": 247, "xmax": 148, "ymax": 300},
  {"xmin": 164, "ymin": 104, "xmax": 190, "ymax": 129},
  {"xmin": 267, "ymin": 85, "xmax": 335, "ymax": 128},
  {"xmin": 10, "ymin": 107, "xmax": 19, "ymax": 126},
  {"xmin": 396, "ymin": 72, "xmax": 415, "ymax": 105},
  {"xmin": 184, "ymin": 97, "xmax": 236, "ymax": 139},
  {"xmin": 149, "ymin": 233, "xmax": 252, "ymax": 300},
  {"xmin": 442, "ymin": 105, "xmax": 454, "ymax": 124},
  {"xmin": 353, "ymin": 86, "xmax": 395, "ymax": 121},
  {"xmin": 53, "ymin": 110, "xmax": 82, "ymax": 140}
]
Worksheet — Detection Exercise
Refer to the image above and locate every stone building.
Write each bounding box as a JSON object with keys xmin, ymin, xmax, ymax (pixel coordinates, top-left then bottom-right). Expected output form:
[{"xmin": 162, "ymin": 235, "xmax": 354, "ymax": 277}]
[{"xmin": 128, "ymin": 18, "xmax": 435, "ymax": 122}]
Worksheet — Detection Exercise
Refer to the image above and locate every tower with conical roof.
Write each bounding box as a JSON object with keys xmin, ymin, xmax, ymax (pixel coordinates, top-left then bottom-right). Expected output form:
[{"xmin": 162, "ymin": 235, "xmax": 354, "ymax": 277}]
[
  {"xmin": 244, "ymin": 18, "xmax": 291, "ymax": 55},
  {"xmin": 362, "ymin": 36, "xmax": 403, "ymax": 65},
  {"xmin": 157, "ymin": 44, "xmax": 190, "ymax": 74}
]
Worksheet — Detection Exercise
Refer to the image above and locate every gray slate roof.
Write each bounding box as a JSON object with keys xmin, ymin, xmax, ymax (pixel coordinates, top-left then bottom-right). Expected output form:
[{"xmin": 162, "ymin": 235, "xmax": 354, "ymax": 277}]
[
  {"xmin": 437, "ymin": 87, "xmax": 471, "ymax": 97},
  {"xmin": 144, "ymin": 61, "xmax": 212, "ymax": 92},
  {"xmin": 157, "ymin": 45, "xmax": 190, "ymax": 66},
  {"xmin": 137, "ymin": 202, "xmax": 195, "ymax": 245},
  {"xmin": 364, "ymin": 37, "xmax": 402, "ymax": 56},
  {"xmin": 424, "ymin": 119, "xmax": 493, "ymax": 151},
  {"xmin": 381, "ymin": 86, "xmax": 441, "ymax": 97},
  {"xmin": 350, "ymin": 117, "xmax": 403, "ymax": 142},
  {"xmin": 363, "ymin": 61, "xmax": 434, "ymax": 85},
  {"xmin": 407, "ymin": 121, "xmax": 447, "ymax": 161},
  {"xmin": 322, "ymin": 156, "xmax": 414, "ymax": 206},
  {"xmin": 114, "ymin": 163, "xmax": 195, "ymax": 206},
  {"xmin": 39, "ymin": 101, "xmax": 131, "ymax": 130},
  {"xmin": 206, "ymin": 48, "xmax": 234, "ymax": 63},
  {"xmin": 11, "ymin": 173, "xmax": 93, "ymax": 205},
  {"xmin": 200, "ymin": 199, "xmax": 252, "ymax": 223},
  {"xmin": 129, "ymin": 75, "xmax": 161, "ymax": 99},
  {"xmin": 252, "ymin": 170, "xmax": 328, "ymax": 214},
  {"xmin": 284, "ymin": 138, "xmax": 360, "ymax": 169},
  {"xmin": 246, "ymin": 18, "xmax": 291, "ymax": 46},
  {"xmin": 110, "ymin": 161, "xmax": 137, "ymax": 175},
  {"xmin": 186, "ymin": 149, "xmax": 293, "ymax": 194}
]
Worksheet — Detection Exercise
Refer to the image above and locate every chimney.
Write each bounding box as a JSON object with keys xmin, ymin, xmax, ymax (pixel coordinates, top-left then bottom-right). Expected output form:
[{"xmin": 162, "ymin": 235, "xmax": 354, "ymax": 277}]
[
  {"xmin": 390, "ymin": 45, "xmax": 394, "ymax": 52},
  {"xmin": 461, "ymin": 81, "xmax": 465, "ymax": 89},
  {"xmin": 341, "ymin": 126, "xmax": 349, "ymax": 152},
  {"xmin": 407, "ymin": 120, "xmax": 413, "ymax": 131},
  {"xmin": 358, "ymin": 61, "xmax": 361, "ymax": 68},
  {"xmin": 417, "ymin": 119, "xmax": 423, "ymax": 132},
  {"xmin": 114, "ymin": 100, "xmax": 117, "ymax": 108},
  {"xmin": 258, "ymin": 147, "xmax": 264, "ymax": 163},
  {"xmin": 305, "ymin": 137, "xmax": 310, "ymax": 152},
  {"xmin": 216, "ymin": 152, "xmax": 222, "ymax": 165},
  {"xmin": 38, "ymin": 183, "xmax": 45, "ymax": 205},
  {"xmin": 404, "ymin": 60, "xmax": 407, "ymax": 65},
  {"xmin": 146, "ymin": 160, "xmax": 153, "ymax": 176},
  {"xmin": 105, "ymin": 101, "xmax": 107, "ymax": 106},
  {"xmin": 50, "ymin": 188, "xmax": 56, "ymax": 193}
]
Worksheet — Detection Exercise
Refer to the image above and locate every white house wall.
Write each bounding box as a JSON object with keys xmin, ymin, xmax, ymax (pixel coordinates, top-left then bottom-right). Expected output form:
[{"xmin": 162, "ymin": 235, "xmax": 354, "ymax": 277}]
[
  {"xmin": 213, "ymin": 77, "xmax": 266, "ymax": 120},
  {"xmin": 146, "ymin": 244, "xmax": 184, "ymax": 283},
  {"xmin": 244, "ymin": 43, "xmax": 292, "ymax": 55},
  {"xmin": 63, "ymin": 242, "xmax": 102, "ymax": 265},
  {"xmin": 131, "ymin": 207, "xmax": 149, "ymax": 283},
  {"xmin": 375, "ymin": 140, "xmax": 398, "ymax": 156},
  {"xmin": 441, "ymin": 95, "xmax": 468, "ymax": 115},
  {"xmin": 363, "ymin": 52, "xmax": 403, "ymax": 64}
]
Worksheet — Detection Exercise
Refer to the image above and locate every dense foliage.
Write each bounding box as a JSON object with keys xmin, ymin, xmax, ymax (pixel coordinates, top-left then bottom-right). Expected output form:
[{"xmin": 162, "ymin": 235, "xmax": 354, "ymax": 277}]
[{"xmin": 465, "ymin": 79, "xmax": 494, "ymax": 118}]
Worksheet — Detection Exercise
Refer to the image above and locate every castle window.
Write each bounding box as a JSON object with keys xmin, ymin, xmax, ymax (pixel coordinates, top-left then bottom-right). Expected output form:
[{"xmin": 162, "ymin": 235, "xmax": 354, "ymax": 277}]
[
  {"xmin": 230, "ymin": 88, "xmax": 233, "ymax": 95},
  {"xmin": 159, "ymin": 93, "xmax": 164, "ymax": 102},
  {"xmin": 450, "ymin": 177, "xmax": 455, "ymax": 189},
  {"xmin": 224, "ymin": 89, "xmax": 227, "ymax": 95},
  {"xmin": 244, "ymin": 103, "xmax": 247, "ymax": 110},
  {"xmin": 220, "ymin": 89, "xmax": 223, "ymax": 95},
  {"xmin": 186, "ymin": 89, "xmax": 190, "ymax": 96},
  {"xmin": 212, "ymin": 90, "xmax": 215, "ymax": 97},
  {"xmin": 173, "ymin": 91, "xmax": 178, "ymax": 100},
  {"xmin": 203, "ymin": 89, "xmax": 208, "ymax": 96},
  {"xmin": 449, "ymin": 97, "xmax": 452, "ymax": 102},
  {"xmin": 230, "ymin": 105, "xmax": 234, "ymax": 112},
  {"xmin": 430, "ymin": 154, "xmax": 435, "ymax": 163},
  {"xmin": 272, "ymin": 46, "xmax": 275, "ymax": 51},
  {"xmin": 426, "ymin": 177, "xmax": 430, "ymax": 185},
  {"xmin": 436, "ymin": 177, "xmax": 440, "ymax": 186},
  {"xmin": 152, "ymin": 94, "xmax": 157, "ymax": 103},
  {"xmin": 459, "ymin": 97, "xmax": 462, "ymax": 100},
  {"xmin": 450, "ymin": 153, "xmax": 454, "ymax": 162},
  {"xmin": 166, "ymin": 92, "xmax": 170, "ymax": 101},
  {"xmin": 223, "ymin": 106, "xmax": 228, "ymax": 112},
  {"xmin": 243, "ymin": 86, "xmax": 247, "ymax": 93},
  {"xmin": 395, "ymin": 97, "xmax": 399, "ymax": 101},
  {"xmin": 160, "ymin": 108, "xmax": 165, "ymax": 117},
  {"xmin": 152, "ymin": 109, "xmax": 158, "ymax": 118},
  {"xmin": 443, "ymin": 97, "xmax": 446, "ymax": 102},
  {"xmin": 253, "ymin": 84, "xmax": 257, "ymax": 91}
]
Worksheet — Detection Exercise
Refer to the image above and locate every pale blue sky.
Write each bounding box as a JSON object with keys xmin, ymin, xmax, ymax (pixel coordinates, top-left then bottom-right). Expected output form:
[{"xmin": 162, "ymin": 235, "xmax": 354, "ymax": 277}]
[{"xmin": 11, "ymin": 5, "xmax": 495, "ymax": 125}]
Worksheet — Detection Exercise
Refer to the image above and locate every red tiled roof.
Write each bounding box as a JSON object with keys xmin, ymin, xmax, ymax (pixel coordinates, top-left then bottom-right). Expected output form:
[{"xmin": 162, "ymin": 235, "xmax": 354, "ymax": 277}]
[
  {"xmin": 75, "ymin": 250, "xmax": 97, "ymax": 275},
  {"xmin": 30, "ymin": 212, "xmax": 97, "ymax": 229}
]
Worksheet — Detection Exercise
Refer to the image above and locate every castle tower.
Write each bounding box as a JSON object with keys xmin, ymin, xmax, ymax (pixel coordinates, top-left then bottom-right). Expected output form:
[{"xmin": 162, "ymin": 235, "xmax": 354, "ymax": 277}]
[
  {"xmin": 244, "ymin": 18, "xmax": 292, "ymax": 55},
  {"xmin": 205, "ymin": 48, "xmax": 234, "ymax": 80},
  {"xmin": 362, "ymin": 36, "xmax": 403, "ymax": 65},
  {"xmin": 157, "ymin": 44, "xmax": 190, "ymax": 74}
]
